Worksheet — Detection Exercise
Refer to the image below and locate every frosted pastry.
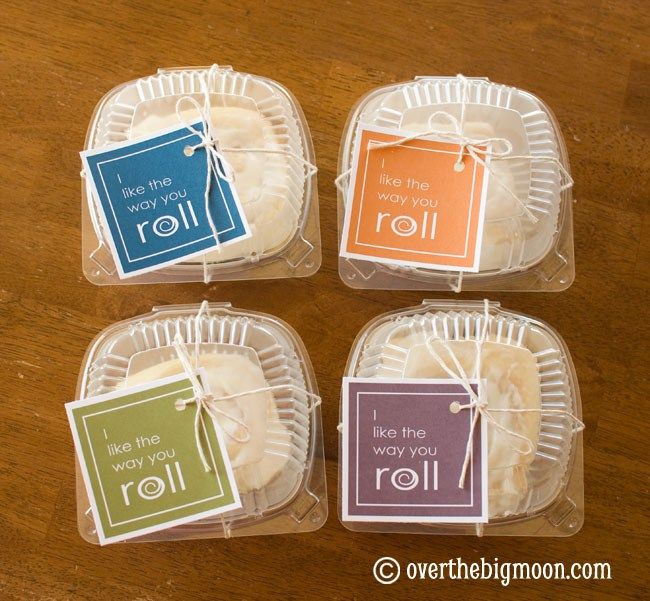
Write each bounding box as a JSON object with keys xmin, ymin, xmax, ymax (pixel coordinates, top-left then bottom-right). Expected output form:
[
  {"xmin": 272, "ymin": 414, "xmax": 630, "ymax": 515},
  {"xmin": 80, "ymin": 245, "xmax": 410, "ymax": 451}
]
[
  {"xmin": 338, "ymin": 77, "xmax": 574, "ymax": 291},
  {"xmin": 381, "ymin": 333, "xmax": 541, "ymax": 517},
  {"xmin": 130, "ymin": 104, "xmax": 297, "ymax": 262},
  {"xmin": 123, "ymin": 352, "xmax": 292, "ymax": 494},
  {"xmin": 76, "ymin": 304, "xmax": 326, "ymax": 542},
  {"xmin": 82, "ymin": 66, "xmax": 321, "ymax": 286},
  {"xmin": 360, "ymin": 84, "xmax": 562, "ymax": 274},
  {"xmin": 345, "ymin": 303, "xmax": 583, "ymax": 536}
]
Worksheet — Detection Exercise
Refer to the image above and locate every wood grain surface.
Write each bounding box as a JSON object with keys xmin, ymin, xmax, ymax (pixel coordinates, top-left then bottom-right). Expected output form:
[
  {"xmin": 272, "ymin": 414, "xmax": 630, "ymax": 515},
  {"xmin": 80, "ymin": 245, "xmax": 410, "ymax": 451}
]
[{"xmin": 0, "ymin": 1, "xmax": 648, "ymax": 599}]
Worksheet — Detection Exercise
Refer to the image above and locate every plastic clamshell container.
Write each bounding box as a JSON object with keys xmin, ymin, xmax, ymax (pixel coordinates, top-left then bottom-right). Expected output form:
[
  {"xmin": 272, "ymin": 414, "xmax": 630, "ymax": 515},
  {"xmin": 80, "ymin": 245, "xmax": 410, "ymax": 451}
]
[
  {"xmin": 340, "ymin": 300, "xmax": 583, "ymax": 536},
  {"xmin": 82, "ymin": 65, "xmax": 321, "ymax": 284},
  {"xmin": 75, "ymin": 303, "xmax": 327, "ymax": 542},
  {"xmin": 337, "ymin": 76, "xmax": 575, "ymax": 291}
]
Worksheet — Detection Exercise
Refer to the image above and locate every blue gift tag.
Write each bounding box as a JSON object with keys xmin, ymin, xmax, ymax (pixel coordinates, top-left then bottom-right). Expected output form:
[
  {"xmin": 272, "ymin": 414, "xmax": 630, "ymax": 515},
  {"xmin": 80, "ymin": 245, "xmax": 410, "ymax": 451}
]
[{"xmin": 81, "ymin": 121, "xmax": 251, "ymax": 278}]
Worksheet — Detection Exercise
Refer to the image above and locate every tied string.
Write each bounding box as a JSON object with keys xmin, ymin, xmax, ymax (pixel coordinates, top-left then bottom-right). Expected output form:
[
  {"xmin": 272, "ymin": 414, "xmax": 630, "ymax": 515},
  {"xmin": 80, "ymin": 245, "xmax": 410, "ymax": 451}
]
[
  {"xmin": 175, "ymin": 65, "xmax": 228, "ymax": 284},
  {"xmin": 175, "ymin": 64, "xmax": 318, "ymax": 178},
  {"xmin": 174, "ymin": 64, "xmax": 318, "ymax": 283},
  {"xmin": 424, "ymin": 299, "xmax": 585, "ymax": 489},
  {"xmin": 172, "ymin": 301, "xmax": 321, "ymax": 472},
  {"xmin": 336, "ymin": 74, "xmax": 574, "ymax": 226},
  {"xmin": 366, "ymin": 111, "xmax": 538, "ymax": 223},
  {"xmin": 175, "ymin": 95, "xmax": 233, "ymax": 245}
]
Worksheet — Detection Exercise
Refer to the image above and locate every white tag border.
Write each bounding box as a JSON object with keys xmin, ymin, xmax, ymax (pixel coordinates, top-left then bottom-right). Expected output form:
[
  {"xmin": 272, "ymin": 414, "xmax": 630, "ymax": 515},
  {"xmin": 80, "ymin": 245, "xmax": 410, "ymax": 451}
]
[
  {"xmin": 339, "ymin": 124, "xmax": 491, "ymax": 273},
  {"xmin": 341, "ymin": 376, "xmax": 489, "ymax": 524},
  {"xmin": 66, "ymin": 370, "xmax": 241, "ymax": 544},
  {"xmin": 81, "ymin": 121, "xmax": 252, "ymax": 279}
]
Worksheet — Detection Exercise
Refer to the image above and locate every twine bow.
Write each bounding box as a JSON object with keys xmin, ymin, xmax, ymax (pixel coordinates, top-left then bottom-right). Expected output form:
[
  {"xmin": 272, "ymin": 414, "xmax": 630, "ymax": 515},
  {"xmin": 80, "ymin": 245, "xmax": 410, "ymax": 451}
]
[
  {"xmin": 172, "ymin": 300, "xmax": 250, "ymax": 472},
  {"xmin": 173, "ymin": 64, "xmax": 318, "ymax": 283},
  {"xmin": 175, "ymin": 65, "xmax": 233, "ymax": 252},
  {"xmin": 337, "ymin": 74, "xmax": 574, "ymax": 225},
  {"xmin": 172, "ymin": 301, "xmax": 321, "ymax": 472},
  {"xmin": 424, "ymin": 299, "xmax": 585, "ymax": 488}
]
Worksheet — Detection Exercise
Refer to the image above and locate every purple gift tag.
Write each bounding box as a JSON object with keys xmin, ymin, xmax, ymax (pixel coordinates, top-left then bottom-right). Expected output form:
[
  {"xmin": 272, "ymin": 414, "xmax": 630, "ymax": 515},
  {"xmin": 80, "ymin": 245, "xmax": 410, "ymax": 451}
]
[{"xmin": 341, "ymin": 378, "xmax": 488, "ymax": 523}]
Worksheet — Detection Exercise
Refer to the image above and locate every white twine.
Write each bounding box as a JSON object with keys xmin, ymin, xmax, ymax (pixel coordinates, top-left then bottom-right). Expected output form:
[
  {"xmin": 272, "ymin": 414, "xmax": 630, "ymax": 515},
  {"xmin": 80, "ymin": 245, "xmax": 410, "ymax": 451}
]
[
  {"xmin": 173, "ymin": 64, "xmax": 318, "ymax": 283},
  {"xmin": 452, "ymin": 271, "xmax": 463, "ymax": 294},
  {"xmin": 365, "ymin": 111, "xmax": 539, "ymax": 224},
  {"xmin": 424, "ymin": 299, "xmax": 585, "ymax": 488},
  {"xmin": 175, "ymin": 67, "xmax": 231, "ymax": 245},
  {"xmin": 172, "ymin": 301, "xmax": 321, "ymax": 472},
  {"xmin": 337, "ymin": 74, "xmax": 573, "ymax": 225}
]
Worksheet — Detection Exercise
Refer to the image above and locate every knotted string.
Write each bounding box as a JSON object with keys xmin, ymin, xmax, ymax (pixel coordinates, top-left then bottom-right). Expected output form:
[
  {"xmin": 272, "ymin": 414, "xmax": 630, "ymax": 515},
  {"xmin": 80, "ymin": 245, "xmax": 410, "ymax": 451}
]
[
  {"xmin": 424, "ymin": 299, "xmax": 585, "ymax": 488},
  {"xmin": 171, "ymin": 300, "xmax": 250, "ymax": 472},
  {"xmin": 86, "ymin": 64, "xmax": 319, "ymax": 282},
  {"xmin": 171, "ymin": 64, "xmax": 318, "ymax": 283},
  {"xmin": 172, "ymin": 301, "xmax": 321, "ymax": 472},
  {"xmin": 175, "ymin": 67, "xmax": 231, "ymax": 248},
  {"xmin": 174, "ymin": 66, "xmax": 230, "ymax": 284},
  {"xmin": 335, "ymin": 74, "xmax": 575, "ymax": 243},
  {"xmin": 337, "ymin": 302, "xmax": 584, "ymax": 489},
  {"xmin": 366, "ymin": 110, "xmax": 540, "ymax": 224},
  {"xmin": 175, "ymin": 67, "xmax": 318, "ymax": 181}
]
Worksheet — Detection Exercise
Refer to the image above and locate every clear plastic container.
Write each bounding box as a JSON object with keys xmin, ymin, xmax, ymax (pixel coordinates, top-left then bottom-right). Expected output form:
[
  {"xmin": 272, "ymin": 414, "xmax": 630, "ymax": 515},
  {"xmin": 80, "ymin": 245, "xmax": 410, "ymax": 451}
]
[
  {"xmin": 340, "ymin": 300, "xmax": 583, "ymax": 536},
  {"xmin": 337, "ymin": 76, "xmax": 574, "ymax": 291},
  {"xmin": 82, "ymin": 65, "xmax": 321, "ymax": 284},
  {"xmin": 75, "ymin": 303, "xmax": 327, "ymax": 542}
]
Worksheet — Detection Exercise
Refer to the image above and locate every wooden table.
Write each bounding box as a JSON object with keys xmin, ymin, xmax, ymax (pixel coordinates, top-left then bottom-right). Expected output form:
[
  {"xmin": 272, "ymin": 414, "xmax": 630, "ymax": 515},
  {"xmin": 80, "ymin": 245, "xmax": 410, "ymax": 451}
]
[{"xmin": 1, "ymin": 1, "xmax": 648, "ymax": 599}]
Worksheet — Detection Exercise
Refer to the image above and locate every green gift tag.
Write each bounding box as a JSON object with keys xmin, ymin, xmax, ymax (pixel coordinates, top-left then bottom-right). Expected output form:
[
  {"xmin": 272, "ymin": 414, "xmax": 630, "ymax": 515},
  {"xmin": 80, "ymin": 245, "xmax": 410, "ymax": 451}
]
[{"xmin": 66, "ymin": 371, "xmax": 241, "ymax": 544}]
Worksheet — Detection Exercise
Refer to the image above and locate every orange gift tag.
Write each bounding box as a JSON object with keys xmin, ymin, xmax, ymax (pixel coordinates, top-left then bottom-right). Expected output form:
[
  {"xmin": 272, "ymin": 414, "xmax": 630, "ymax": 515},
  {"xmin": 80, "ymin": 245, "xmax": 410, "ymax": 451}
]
[{"xmin": 340, "ymin": 125, "xmax": 490, "ymax": 272}]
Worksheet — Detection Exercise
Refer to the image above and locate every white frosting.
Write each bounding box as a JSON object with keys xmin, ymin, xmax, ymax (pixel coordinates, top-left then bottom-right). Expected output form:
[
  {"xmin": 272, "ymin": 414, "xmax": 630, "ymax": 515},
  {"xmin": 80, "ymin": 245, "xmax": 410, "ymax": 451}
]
[
  {"xmin": 350, "ymin": 80, "xmax": 564, "ymax": 274},
  {"xmin": 123, "ymin": 352, "xmax": 291, "ymax": 494},
  {"xmin": 130, "ymin": 104, "xmax": 297, "ymax": 263},
  {"xmin": 372, "ymin": 332, "xmax": 541, "ymax": 517}
]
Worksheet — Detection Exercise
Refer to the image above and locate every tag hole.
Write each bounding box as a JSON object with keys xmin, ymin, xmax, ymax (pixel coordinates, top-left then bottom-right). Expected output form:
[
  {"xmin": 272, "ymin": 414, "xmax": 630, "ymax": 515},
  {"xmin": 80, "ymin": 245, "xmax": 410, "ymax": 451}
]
[
  {"xmin": 449, "ymin": 401, "xmax": 461, "ymax": 414},
  {"xmin": 453, "ymin": 161, "xmax": 465, "ymax": 173},
  {"xmin": 175, "ymin": 399, "xmax": 187, "ymax": 411},
  {"xmin": 184, "ymin": 145, "xmax": 195, "ymax": 157}
]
